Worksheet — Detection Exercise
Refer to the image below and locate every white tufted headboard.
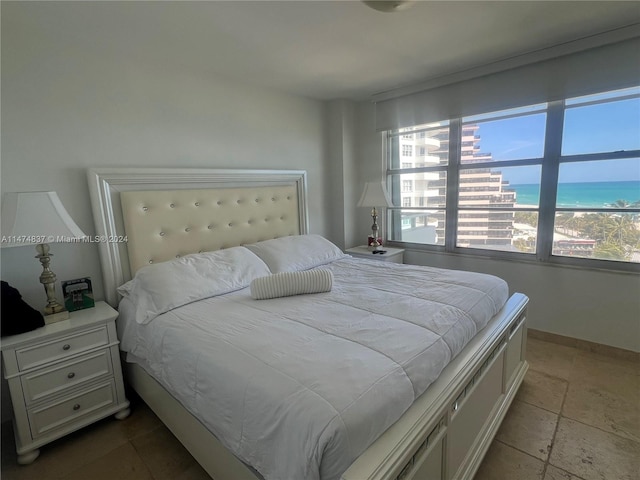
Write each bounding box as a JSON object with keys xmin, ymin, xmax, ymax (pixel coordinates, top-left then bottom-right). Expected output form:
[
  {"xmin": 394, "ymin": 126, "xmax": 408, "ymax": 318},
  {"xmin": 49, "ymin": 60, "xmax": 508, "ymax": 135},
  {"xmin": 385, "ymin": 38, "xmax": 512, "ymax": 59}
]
[
  {"xmin": 121, "ymin": 186, "xmax": 300, "ymax": 273},
  {"xmin": 87, "ymin": 168, "xmax": 308, "ymax": 307}
]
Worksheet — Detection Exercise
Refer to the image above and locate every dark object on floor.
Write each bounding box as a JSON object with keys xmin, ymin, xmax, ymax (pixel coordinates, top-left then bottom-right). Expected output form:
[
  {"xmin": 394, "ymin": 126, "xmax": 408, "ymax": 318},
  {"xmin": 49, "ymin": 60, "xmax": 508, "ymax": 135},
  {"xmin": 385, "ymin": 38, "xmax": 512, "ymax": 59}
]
[{"xmin": 1, "ymin": 281, "xmax": 44, "ymax": 336}]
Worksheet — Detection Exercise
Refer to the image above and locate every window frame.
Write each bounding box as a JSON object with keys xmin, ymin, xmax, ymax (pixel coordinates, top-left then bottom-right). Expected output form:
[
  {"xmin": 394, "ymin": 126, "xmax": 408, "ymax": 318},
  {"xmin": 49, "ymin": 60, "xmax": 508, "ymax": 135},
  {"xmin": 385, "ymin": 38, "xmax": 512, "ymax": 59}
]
[{"xmin": 384, "ymin": 93, "xmax": 640, "ymax": 273}]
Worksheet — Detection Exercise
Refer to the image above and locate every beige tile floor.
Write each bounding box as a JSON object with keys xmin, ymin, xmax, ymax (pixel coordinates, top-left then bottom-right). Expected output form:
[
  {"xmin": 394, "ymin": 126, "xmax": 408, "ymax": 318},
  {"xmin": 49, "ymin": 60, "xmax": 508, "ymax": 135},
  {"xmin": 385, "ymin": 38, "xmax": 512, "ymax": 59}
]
[
  {"xmin": 1, "ymin": 337, "xmax": 638, "ymax": 480},
  {"xmin": 474, "ymin": 337, "xmax": 640, "ymax": 480}
]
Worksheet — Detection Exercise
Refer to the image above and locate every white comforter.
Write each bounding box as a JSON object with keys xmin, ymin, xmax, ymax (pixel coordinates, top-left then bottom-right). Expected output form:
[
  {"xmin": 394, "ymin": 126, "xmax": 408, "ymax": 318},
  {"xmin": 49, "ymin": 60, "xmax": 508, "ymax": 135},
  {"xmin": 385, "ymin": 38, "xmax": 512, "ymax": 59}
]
[{"xmin": 118, "ymin": 258, "xmax": 508, "ymax": 480}]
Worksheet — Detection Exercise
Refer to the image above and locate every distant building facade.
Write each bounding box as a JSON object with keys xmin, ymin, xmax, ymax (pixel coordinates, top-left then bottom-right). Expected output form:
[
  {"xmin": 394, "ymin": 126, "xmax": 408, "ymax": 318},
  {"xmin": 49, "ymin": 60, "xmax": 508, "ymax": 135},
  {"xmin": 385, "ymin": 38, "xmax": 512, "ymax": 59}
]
[{"xmin": 397, "ymin": 125, "xmax": 516, "ymax": 247}]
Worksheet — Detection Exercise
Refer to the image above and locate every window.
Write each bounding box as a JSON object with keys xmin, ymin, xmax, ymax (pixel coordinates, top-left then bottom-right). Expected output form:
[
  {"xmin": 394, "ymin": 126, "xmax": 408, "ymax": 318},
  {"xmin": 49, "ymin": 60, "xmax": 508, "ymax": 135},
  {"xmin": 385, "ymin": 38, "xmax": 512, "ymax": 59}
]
[
  {"xmin": 402, "ymin": 145, "xmax": 413, "ymax": 157},
  {"xmin": 385, "ymin": 87, "xmax": 640, "ymax": 270}
]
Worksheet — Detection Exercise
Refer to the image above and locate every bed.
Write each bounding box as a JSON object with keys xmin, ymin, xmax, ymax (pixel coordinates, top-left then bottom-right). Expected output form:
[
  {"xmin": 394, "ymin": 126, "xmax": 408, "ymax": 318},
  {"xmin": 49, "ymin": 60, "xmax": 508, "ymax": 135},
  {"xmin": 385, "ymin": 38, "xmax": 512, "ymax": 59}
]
[{"xmin": 87, "ymin": 167, "xmax": 528, "ymax": 480}]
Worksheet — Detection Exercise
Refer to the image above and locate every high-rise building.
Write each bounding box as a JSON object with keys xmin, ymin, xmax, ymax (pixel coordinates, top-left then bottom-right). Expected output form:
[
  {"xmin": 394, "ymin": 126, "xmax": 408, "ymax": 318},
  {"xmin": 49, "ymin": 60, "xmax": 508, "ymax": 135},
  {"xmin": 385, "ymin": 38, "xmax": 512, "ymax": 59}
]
[{"xmin": 396, "ymin": 124, "xmax": 516, "ymax": 248}]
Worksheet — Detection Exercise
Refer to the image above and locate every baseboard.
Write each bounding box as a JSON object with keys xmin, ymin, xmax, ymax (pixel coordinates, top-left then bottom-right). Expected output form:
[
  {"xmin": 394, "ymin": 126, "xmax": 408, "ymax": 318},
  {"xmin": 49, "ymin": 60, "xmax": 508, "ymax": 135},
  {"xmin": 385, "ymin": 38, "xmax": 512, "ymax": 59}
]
[{"xmin": 527, "ymin": 329, "xmax": 639, "ymax": 362}]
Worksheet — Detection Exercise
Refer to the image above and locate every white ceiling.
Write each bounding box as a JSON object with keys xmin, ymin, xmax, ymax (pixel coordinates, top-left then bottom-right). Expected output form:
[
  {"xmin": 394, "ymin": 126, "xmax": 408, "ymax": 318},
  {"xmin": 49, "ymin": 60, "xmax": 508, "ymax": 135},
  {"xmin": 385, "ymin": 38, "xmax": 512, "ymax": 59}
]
[{"xmin": 5, "ymin": 1, "xmax": 640, "ymax": 100}]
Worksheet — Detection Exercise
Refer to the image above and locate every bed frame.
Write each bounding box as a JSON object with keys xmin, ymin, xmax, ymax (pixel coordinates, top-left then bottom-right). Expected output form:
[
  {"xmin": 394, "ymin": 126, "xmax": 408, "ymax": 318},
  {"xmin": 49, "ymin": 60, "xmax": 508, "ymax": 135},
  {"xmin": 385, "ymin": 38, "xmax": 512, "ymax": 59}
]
[{"xmin": 87, "ymin": 167, "xmax": 528, "ymax": 480}]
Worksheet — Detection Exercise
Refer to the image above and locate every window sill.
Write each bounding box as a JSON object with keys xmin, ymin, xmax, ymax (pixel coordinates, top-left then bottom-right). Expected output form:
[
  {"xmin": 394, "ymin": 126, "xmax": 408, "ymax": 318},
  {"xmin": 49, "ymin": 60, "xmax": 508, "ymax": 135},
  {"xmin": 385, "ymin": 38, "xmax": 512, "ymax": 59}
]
[{"xmin": 387, "ymin": 242, "xmax": 640, "ymax": 275}]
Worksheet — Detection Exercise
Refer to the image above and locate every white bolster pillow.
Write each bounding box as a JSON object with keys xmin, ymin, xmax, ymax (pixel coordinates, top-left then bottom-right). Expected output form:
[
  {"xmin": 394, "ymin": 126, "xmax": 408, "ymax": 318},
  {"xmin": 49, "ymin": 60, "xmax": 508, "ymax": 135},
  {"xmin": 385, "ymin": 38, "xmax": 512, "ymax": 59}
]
[{"xmin": 250, "ymin": 269, "xmax": 333, "ymax": 300}]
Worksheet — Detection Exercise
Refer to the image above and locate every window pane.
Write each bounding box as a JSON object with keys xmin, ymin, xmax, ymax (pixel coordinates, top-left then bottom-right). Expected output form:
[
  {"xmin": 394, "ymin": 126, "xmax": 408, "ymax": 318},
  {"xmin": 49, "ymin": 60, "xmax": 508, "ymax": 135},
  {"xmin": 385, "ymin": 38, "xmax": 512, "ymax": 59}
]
[
  {"xmin": 389, "ymin": 209, "xmax": 444, "ymax": 245},
  {"xmin": 557, "ymin": 159, "xmax": 640, "ymax": 208},
  {"xmin": 553, "ymin": 212, "xmax": 640, "ymax": 263},
  {"xmin": 389, "ymin": 123, "xmax": 449, "ymax": 169},
  {"xmin": 461, "ymin": 113, "xmax": 546, "ymax": 163},
  {"xmin": 456, "ymin": 209, "xmax": 530, "ymax": 253},
  {"xmin": 562, "ymin": 94, "xmax": 640, "ymax": 155},
  {"xmin": 459, "ymin": 165, "xmax": 541, "ymax": 208},
  {"xmin": 389, "ymin": 172, "xmax": 446, "ymax": 209}
]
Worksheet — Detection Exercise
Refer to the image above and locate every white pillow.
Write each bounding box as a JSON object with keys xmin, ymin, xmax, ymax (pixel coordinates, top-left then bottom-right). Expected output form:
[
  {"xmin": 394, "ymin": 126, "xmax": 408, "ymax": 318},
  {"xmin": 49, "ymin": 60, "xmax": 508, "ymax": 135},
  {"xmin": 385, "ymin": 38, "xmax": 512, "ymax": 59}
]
[
  {"xmin": 250, "ymin": 269, "xmax": 333, "ymax": 300},
  {"xmin": 117, "ymin": 247, "xmax": 270, "ymax": 324},
  {"xmin": 244, "ymin": 235, "xmax": 347, "ymax": 273}
]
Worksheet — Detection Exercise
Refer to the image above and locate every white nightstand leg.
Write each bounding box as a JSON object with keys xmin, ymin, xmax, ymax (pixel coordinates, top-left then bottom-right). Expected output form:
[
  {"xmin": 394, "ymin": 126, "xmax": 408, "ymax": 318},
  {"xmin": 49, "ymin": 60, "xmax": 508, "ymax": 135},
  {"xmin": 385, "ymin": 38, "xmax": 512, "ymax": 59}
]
[
  {"xmin": 17, "ymin": 449, "xmax": 40, "ymax": 465},
  {"xmin": 115, "ymin": 407, "xmax": 131, "ymax": 420}
]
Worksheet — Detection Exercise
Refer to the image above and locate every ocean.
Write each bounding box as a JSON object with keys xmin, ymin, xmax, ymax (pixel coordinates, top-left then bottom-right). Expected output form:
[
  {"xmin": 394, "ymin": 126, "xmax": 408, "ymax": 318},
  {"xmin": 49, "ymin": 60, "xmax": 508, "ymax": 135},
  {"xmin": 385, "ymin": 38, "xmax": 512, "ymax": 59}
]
[{"xmin": 509, "ymin": 181, "xmax": 640, "ymax": 208}]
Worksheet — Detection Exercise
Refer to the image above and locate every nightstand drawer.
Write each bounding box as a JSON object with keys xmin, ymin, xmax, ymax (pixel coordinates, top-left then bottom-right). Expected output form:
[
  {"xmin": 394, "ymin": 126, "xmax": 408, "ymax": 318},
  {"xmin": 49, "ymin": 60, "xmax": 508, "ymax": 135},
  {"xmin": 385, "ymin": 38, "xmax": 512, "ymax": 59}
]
[
  {"xmin": 16, "ymin": 326, "xmax": 109, "ymax": 371},
  {"xmin": 21, "ymin": 350, "xmax": 113, "ymax": 405},
  {"xmin": 28, "ymin": 380, "xmax": 116, "ymax": 438}
]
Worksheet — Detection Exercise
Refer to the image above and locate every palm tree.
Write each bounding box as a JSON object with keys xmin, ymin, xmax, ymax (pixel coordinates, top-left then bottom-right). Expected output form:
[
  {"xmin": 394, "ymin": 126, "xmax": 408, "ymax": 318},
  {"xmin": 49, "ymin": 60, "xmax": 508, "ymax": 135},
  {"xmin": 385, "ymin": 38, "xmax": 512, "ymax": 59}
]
[
  {"xmin": 555, "ymin": 212, "xmax": 575, "ymax": 235},
  {"xmin": 607, "ymin": 214, "xmax": 638, "ymax": 246},
  {"xmin": 595, "ymin": 240, "xmax": 629, "ymax": 261}
]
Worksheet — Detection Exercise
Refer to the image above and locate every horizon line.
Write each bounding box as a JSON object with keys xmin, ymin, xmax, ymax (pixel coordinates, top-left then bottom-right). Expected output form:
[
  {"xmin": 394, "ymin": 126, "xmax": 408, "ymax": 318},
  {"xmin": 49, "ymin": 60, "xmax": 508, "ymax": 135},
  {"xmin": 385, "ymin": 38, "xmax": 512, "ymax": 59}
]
[{"xmin": 509, "ymin": 180, "xmax": 640, "ymax": 186}]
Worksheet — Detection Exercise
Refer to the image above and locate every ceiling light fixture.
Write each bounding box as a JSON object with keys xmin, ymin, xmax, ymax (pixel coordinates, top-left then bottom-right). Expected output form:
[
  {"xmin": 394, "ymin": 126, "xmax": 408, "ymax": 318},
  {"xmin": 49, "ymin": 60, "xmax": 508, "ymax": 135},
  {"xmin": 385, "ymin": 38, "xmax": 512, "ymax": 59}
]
[{"xmin": 362, "ymin": 1, "xmax": 415, "ymax": 13}]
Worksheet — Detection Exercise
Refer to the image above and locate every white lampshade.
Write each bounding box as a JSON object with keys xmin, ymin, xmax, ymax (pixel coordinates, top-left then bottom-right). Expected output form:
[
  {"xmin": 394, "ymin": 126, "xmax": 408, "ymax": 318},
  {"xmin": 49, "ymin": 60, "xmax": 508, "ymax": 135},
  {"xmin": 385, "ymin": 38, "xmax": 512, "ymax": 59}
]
[
  {"xmin": 1, "ymin": 192, "xmax": 86, "ymax": 247},
  {"xmin": 357, "ymin": 181, "xmax": 393, "ymax": 208},
  {"xmin": 362, "ymin": 1, "xmax": 415, "ymax": 13}
]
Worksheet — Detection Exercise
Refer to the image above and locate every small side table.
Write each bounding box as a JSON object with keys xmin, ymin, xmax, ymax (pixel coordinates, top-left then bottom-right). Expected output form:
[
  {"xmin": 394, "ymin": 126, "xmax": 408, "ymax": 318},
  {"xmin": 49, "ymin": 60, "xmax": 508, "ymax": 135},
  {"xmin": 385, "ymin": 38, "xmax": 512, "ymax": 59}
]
[
  {"xmin": 0, "ymin": 301, "xmax": 130, "ymax": 465},
  {"xmin": 346, "ymin": 245, "xmax": 405, "ymax": 264}
]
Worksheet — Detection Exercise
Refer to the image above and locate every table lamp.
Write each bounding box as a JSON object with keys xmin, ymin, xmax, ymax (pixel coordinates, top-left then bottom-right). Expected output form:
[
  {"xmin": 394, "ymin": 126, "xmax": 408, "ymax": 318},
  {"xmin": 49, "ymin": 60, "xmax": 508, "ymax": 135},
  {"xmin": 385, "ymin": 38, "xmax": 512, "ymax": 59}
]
[
  {"xmin": 1, "ymin": 192, "xmax": 86, "ymax": 323},
  {"xmin": 357, "ymin": 181, "xmax": 393, "ymax": 251}
]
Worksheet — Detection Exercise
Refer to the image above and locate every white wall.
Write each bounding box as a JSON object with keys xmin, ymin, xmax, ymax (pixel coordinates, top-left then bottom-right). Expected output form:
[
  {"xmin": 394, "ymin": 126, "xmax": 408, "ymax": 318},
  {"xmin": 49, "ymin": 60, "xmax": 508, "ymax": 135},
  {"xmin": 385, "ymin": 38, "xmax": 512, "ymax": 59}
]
[
  {"xmin": 1, "ymin": 16, "xmax": 328, "ymax": 310},
  {"xmin": 353, "ymin": 103, "xmax": 387, "ymax": 244},
  {"xmin": 326, "ymin": 100, "xmax": 366, "ymax": 250},
  {"xmin": 352, "ymin": 102, "xmax": 640, "ymax": 353},
  {"xmin": 1, "ymin": 8, "xmax": 329, "ymax": 422}
]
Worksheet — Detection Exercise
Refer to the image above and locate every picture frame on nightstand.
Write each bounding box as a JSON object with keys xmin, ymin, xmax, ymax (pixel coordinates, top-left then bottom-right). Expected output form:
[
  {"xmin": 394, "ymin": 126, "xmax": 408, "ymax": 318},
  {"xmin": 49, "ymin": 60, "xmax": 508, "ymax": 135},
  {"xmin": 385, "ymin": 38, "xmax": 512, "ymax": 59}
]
[{"xmin": 61, "ymin": 277, "xmax": 95, "ymax": 312}]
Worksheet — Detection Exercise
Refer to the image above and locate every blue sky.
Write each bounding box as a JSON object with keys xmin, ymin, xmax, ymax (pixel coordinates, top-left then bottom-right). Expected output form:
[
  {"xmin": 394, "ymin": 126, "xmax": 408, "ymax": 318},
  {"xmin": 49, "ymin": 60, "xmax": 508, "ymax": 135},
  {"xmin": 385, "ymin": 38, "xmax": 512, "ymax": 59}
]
[{"xmin": 475, "ymin": 97, "xmax": 640, "ymax": 185}]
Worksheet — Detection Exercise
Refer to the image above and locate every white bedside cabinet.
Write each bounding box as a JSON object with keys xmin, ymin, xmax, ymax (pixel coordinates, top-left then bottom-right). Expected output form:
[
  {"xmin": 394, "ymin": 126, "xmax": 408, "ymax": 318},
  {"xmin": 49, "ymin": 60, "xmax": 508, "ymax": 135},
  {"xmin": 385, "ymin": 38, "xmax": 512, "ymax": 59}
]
[
  {"xmin": 346, "ymin": 245, "xmax": 405, "ymax": 264},
  {"xmin": 1, "ymin": 301, "xmax": 130, "ymax": 465}
]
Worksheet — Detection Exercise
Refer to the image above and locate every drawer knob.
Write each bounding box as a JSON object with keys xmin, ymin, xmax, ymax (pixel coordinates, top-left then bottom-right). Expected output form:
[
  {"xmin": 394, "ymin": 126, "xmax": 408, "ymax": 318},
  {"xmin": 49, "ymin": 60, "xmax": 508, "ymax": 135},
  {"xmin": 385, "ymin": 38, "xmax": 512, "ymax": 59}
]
[
  {"xmin": 67, "ymin": 372, "xmax": 75, "ymax": 379},
  {"xmin": 62, "ymin": 344, "xmax": 71, "ymax": 351},
  {"xmin": 73, "ymin": 404, "xmax": 81, "ymax": 411}
]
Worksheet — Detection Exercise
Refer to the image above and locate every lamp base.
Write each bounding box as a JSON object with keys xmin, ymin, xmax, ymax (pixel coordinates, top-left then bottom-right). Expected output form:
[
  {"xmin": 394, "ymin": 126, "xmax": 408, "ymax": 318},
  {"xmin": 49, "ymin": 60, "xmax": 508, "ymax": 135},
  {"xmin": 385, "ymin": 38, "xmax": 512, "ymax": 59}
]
[
  {"xmin": 44, "ymin": 310, "xmax": 70, "ymax": 325},
  {"xmin": 367, "ymin": 235, "xmax": 383, "ymax": 248}
]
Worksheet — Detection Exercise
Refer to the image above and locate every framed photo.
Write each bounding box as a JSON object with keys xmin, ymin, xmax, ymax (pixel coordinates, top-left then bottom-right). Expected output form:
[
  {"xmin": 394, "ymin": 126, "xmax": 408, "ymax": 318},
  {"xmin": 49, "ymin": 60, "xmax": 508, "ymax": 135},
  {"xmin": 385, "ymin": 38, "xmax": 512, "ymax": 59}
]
[{"xmin": 61, "ymin": 277, "xmax": 95, "ymax": 312}]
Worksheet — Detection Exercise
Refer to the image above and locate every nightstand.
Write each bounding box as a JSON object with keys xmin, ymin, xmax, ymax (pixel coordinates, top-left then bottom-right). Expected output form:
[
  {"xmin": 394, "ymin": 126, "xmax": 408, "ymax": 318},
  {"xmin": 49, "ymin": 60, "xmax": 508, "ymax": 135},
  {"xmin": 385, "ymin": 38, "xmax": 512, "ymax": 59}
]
[
  {"xmin": 1, "ymin": 301, "xmax": 130, "ymax": 465},
  {"xmin": 346, "ymin": 245, "xmax": 405, "ymax": 264}
]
